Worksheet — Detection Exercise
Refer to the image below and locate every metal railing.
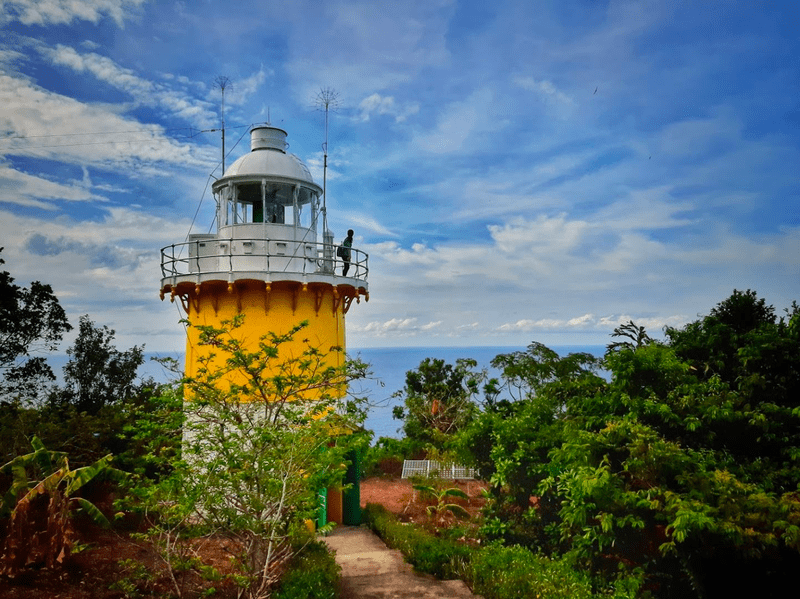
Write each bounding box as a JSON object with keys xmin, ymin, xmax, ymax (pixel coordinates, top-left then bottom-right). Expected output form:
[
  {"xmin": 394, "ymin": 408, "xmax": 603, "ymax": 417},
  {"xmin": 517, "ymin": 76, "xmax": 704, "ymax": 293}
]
[
  {"xmin": 401, "ymin": 460, "xmax": 479, "ymax": 480},
  {"xmin": 160, "ymin": 237, "xmax": 369, "ymax": 282}
]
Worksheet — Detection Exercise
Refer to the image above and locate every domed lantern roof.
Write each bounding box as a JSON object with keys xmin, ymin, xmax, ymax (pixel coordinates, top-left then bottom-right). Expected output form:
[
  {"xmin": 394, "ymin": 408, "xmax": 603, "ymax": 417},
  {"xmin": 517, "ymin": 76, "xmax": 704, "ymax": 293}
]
[{"xmin": 212, "ymin": 126, "xmax": 322, "ymax": 201}]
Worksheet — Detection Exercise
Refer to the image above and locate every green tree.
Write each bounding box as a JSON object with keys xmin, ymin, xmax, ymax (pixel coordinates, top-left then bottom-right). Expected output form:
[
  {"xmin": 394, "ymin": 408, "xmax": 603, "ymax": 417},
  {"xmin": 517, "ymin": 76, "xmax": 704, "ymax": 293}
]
[
  {"xmin": 0, "ymin": 247, "xmax": 71, "ymax": 403},
  {"xmin": 457, "ymin": 344, "xmax": 603, "ymax": 545},
  {"xmin": 487, "ymin": 342, "xmax": 599, "ymax": 406},
  {"xmin": 1, "ymin": 315, "xmax": 154, "ymax": 467},
  {"xmin": 50, "ymin": 315, "xmax": 144, "ymax": 415},
  {"xmin": 546, "ymin": 295, "xmax": 800, "ymax": 596},
  {"xmin": 456, "ymin": 292, "xmax": 800, "ymax": 597},
  {"xmin": 392, "ymin": 357, "xmax": 482, "ymax": 449}
]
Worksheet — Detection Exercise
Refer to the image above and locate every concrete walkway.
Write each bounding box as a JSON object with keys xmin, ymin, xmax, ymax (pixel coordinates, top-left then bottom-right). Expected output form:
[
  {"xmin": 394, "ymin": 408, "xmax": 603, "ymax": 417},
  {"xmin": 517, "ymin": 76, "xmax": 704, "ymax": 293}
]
[{"xmin": 323, "ymin": 526, "xmax": 479, "ymax": 599}]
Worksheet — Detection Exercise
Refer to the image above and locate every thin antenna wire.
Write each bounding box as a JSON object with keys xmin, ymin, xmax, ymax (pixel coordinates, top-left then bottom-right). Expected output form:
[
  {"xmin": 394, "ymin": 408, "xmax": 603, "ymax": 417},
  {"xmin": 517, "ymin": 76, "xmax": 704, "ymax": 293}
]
[
  {"xmin": 315, "ymin": 87, "xmax": 339, "ymax": 235},
  {"xmin": 214, "ymin": 76, "xmax": 232, "ymax": 173}
]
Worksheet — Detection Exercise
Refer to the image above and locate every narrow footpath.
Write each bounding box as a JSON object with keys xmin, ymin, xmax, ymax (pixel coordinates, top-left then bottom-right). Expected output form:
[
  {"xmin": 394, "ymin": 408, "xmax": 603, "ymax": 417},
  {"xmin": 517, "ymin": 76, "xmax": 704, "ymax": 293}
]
[{"xmin": 323, "ymin": 526, "xmax": 480, "ymax": 599}]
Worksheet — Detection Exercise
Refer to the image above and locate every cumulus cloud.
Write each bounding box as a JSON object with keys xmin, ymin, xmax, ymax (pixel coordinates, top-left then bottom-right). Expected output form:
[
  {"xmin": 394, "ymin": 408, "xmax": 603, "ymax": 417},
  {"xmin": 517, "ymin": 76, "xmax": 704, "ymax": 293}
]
[
  {"xmin": 0, "ymin": 205, "xmax": 193, "ymax": 349},
  {"xmin": 488, "ymin": 215, "xmax": 590, "ymax": 255},
  {"xmin": 351, "ymin": 317, "xmax": 449, "ymax": 338},
  {"xmin": 497, "ymin": 313, "xmax": 688, "ymax": 334}
]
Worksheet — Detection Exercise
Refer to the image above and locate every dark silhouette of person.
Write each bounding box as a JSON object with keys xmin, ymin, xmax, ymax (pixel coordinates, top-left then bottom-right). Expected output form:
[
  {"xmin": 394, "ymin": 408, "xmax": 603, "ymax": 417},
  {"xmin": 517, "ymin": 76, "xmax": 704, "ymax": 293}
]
[{"xmin": 342, "ymin": 229, "xmax": 353, "ymax": 276}]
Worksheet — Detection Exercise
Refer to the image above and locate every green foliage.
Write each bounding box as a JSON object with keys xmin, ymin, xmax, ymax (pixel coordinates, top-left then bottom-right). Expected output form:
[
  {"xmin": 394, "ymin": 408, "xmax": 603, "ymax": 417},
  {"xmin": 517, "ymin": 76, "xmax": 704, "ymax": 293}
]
[
  {"xmin": 471, "ymin": 544, "xmax": 594, "ymax": 599},
  {"xmin": 363, "ymin": 502, "xmax": 473, "ymax": 579},
  {"xmin": 272, "ymin": 540, "xmax": 340, "ymax": 599},
  {"xmin": 487, "ymin": 341, "xmax": 600, "ymax": 405},
  {"xmin": 0, "ymin": 436, "xmax": 125, "ymax": 576},
  {"xmin": 118, "ymin": 379, "xmax": 184, "ymax": 479},
  {"xmin": 392, "ymin": 357, "xmax": 482, "ymax": 449},
  {"xmin": 50, "ymin": 315, "xmax": 144, "ymax": 415},
  {"xmin": 364, "ymin": 502, "xmax": 638, "ymax": 599},
  {"xmin": 0, "ymin": 385, "xmax": 168, "ymax": 470},
  {"xmin": 455, "ymin": 290, "xmax": 800, "ymax": 597},
  {"xmin": 455, "ymin": 345, "xmax": 604, "ymax": 549},
  {"xmin": 362, "ymin": 435, "xmax": 425, "ymax": 478},
  {"xmin": 0, "ymin": 247, "xmax": 72, "ymax": 403},
  {"xmin": 108, "ymin": 558, "xmax": 156, "ymax": 598},
  {"xmin": 412, "ymin": 483, "xmax": 470, "ymax": 526},
  {"xmin": 0, "ymin": 295, "xmax": 152, "ymax": 469}
]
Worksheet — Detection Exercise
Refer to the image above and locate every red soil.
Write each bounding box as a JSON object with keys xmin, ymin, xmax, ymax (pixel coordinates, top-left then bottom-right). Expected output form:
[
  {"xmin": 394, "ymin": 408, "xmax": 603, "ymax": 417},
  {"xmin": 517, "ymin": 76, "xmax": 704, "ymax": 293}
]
[{"xmin": 0, "ymin": 478, "xmax": 486, "ymax": 598}]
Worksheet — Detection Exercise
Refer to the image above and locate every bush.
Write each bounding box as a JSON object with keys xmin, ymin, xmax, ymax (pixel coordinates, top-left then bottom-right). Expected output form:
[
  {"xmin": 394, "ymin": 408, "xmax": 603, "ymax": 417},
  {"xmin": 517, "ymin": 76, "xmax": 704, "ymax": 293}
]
[
  {"xmin": 363, "ymin": 503, "xmax": 645, "ymax": 598},
  {"xmin": 471, "ymin": 544, "xmax": 593, "ymax": 599},
  {"xmin": 362, "ymin": 503, "xmax": 471, "ymax": 579},
  {"xmin": 362, "ymin": 436, "xmax": 425, "ymax": 478},
  {"xmin": 272, "ymin": 540, "xmax": 340, "ymax": 599}
]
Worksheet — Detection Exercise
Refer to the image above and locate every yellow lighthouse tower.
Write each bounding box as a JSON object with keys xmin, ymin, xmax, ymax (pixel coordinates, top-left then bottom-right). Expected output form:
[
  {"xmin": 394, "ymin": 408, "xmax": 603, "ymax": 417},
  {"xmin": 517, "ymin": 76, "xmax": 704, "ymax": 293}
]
[{"xmin": 158, "ymin": 124, "xmax": 368, "ymax": 524}]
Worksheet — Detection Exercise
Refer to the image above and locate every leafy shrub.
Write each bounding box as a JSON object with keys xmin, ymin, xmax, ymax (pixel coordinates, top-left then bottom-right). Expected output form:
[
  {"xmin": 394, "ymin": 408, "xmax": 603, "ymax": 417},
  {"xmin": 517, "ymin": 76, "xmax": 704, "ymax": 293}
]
[
  {"xmin": 0, "ymin": 436, "xmax": 125, "ymax": 577},
  {"xmin": 412, "ymin": 483, "xmax": 469, "ymax": 526},
  {"xmin": 362, "ymin": 436, "xmax": 425, "ymax": 478},
  {"xmin": 471, "ymin": 544, "xmax": 593, "ymax": 599},
  {"xmin": 363, "ymin": 502, "xmax": 471, "ymax": 579},
  {"xmin": 364, "ymin": 503, "xmax": 641, "ymax": 598},
  {"xmin": 272, "ymin": 540, "xmax": 340, "ymax": 599}
]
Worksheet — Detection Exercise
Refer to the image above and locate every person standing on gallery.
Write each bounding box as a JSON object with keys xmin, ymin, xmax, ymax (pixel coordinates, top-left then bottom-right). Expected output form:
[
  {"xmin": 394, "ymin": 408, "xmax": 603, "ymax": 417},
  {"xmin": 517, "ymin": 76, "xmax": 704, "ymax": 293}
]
[{"xmin": 341, "ymin": 229, "xmax": 354, "ymax": 276}]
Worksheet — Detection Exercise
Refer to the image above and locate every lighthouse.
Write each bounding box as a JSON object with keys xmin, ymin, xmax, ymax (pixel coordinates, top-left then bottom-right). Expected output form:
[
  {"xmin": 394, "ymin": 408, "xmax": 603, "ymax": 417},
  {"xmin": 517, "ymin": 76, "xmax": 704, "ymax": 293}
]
[{"xmin": 159, "ymin": 124, "xmax": 368, "ymax": 525}]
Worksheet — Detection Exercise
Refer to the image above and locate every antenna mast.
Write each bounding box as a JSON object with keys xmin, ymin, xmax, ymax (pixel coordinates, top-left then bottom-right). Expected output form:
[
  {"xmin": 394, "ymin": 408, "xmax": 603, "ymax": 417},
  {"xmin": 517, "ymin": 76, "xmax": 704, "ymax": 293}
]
[
  {"xmin": 214, "ymin": 76, "xmax": 232, "ymax": 174},
  {"xmin": 315, "ymin": 87, "xmax": 339, "ymax": 234}
]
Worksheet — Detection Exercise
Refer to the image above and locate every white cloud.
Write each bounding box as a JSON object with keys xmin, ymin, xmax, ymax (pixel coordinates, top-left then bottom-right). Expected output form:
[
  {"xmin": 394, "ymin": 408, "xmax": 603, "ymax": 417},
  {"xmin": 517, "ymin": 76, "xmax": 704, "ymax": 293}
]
[
  {"xmin": 498, "ymin": 319, "xmax": 568, "ymax": 332},
  {"xmin": 39, "ymin": 44, "xmax": 218, "ymax": 127},
  {"xmin": 223, "ymin": 67, "xmax": 271, "ymax": 106},
  {"xmin": 1, "ymin": 0, "xmax": 146, "ymax": 26},
  {"xmin": 286, "ymin": 0, "xmax": 453, "ymax": 104},
  {"xmin": 413, "ymin": 88, "xmax": 497, "ymax": 154},
  {"xmin": 594, "ymin": 187, "xmax": 696, "ymax": 232},
  {"xmin": 567, "ymin": 314, "xmax": 595, "ymax": 327},
  {"xmin": 0, "ymin": 204, "xmax": 194, "ymax": 350},
  {"xmin": 497, "ymin": 312, "xmax": 688, "ymax": 335},
  {"xmin": 658, "ymin": 108, "xmax": 743, "ymax": 159},
  {"xmin": 0, "ymin": 73, "xmax": 212, "ymax": 169},
  {"xmin": 358, "ymin": 93, "xmax": 419, "ymax": 123},
  {"xmin": 0, "ymin": 161, "xmax": 98, "ymax": 208},
  {"xmin": 355, "ymin": 318, "xmax": 417, "ymax": 334},
  {"xmin": 343, "ymin": 213, "xmax": 398, "ymax": 238},
  {"xmin": 513, "ymin": 75, "xmax": 575, "ymax": 108},
  {"xmin": 488, "ymin": 215, "xmax": 590, "ymax": 256},
  {"xmin": 0, "ymin": 47, "xmax": 26, "ymax": 69}
]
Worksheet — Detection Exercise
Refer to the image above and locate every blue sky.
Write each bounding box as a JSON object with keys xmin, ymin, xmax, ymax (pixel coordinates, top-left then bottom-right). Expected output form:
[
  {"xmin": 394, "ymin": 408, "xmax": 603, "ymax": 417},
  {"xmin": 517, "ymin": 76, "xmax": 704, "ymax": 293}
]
[{"xmin": 1, "ymin": 0, "xmax": 798, "ymax": 353}]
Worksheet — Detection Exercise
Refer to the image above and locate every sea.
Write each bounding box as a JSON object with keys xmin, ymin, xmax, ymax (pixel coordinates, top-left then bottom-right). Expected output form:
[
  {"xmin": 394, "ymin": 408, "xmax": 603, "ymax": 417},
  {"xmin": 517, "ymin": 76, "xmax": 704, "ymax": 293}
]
[{"xmin": 47, "ymin": 344, "xmax": 607, "ymax": 442}]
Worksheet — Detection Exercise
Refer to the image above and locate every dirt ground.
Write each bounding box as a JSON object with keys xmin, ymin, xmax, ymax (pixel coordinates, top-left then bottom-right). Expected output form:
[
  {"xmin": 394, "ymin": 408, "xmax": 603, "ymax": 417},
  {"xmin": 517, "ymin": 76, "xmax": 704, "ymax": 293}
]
[
  {"xmin": 0, "ymin": 525, "xmax": 241, "ymax": 599},
  {"xmin": 360, "ymin": 476, "xmax": 488, "ymax": 526},
  {"xmin": 0, "ymin": 477, "xmax": 486, "ymax": 598}
]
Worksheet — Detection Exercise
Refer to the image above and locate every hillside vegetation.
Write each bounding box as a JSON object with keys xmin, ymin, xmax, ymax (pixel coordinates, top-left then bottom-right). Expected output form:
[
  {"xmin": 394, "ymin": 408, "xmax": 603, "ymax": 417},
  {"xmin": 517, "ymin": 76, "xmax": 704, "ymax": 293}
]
[{"xmin": 382, "ymin": 289, "xmax": 800, "ymax": 598}]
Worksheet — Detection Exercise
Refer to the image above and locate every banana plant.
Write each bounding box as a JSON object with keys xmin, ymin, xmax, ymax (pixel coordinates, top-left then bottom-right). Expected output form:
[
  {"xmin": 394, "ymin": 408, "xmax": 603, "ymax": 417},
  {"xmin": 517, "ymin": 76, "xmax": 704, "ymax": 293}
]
[
  {"xmin": 0, "ymin": 436, "xmax": 126, "ymax": 575},
  {"xmin": 412, "ymin": 483, "xmax": 470, "ymax": 526}
]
